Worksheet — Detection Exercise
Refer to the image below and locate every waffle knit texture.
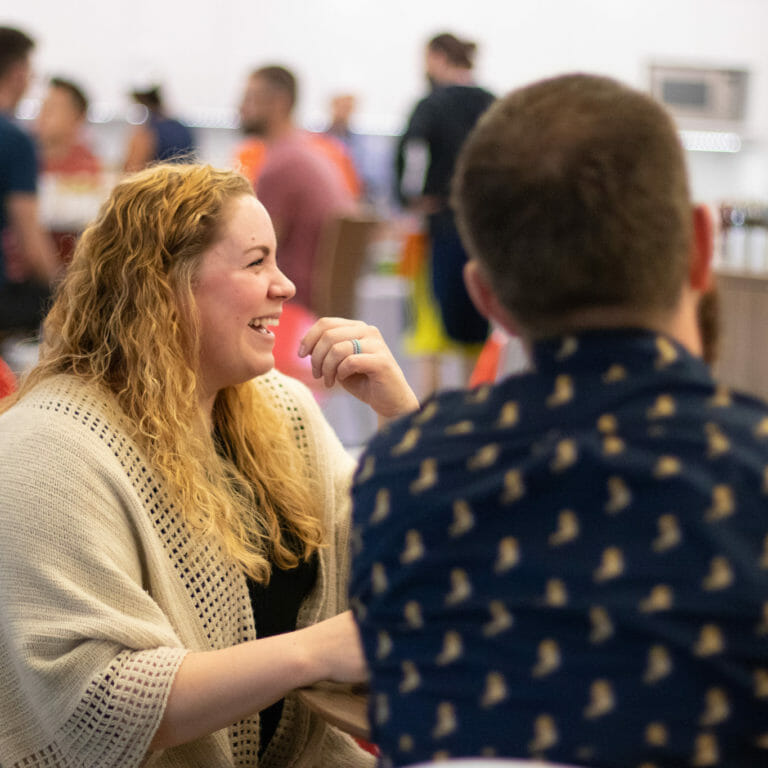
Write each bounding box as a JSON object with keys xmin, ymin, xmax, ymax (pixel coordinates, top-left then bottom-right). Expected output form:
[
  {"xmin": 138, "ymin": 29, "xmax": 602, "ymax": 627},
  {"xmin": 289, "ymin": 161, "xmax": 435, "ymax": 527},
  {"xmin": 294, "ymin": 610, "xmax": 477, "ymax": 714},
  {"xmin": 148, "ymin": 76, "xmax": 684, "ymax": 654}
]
[{"xmin": 0, "ymin": 369, "xmax": 374, "ymax": 768}]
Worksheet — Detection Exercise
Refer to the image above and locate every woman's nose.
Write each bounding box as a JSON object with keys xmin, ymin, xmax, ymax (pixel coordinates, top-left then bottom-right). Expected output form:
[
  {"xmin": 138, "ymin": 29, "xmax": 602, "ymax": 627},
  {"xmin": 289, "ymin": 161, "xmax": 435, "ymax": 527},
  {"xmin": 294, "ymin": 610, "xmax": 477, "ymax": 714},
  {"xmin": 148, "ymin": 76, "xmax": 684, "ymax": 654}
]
[{"xmin": 270, "ymin": 266, "xmax": 296, "ymax": 300}]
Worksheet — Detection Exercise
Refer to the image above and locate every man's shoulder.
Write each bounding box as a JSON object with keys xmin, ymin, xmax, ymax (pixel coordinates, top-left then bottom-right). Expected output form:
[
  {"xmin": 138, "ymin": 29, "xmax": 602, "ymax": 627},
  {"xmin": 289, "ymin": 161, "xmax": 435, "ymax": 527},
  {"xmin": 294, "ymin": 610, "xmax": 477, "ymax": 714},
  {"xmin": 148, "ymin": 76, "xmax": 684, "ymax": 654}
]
[{"xmin": 0, "ymin": 114, "xmax": 34, "ymax": 152}]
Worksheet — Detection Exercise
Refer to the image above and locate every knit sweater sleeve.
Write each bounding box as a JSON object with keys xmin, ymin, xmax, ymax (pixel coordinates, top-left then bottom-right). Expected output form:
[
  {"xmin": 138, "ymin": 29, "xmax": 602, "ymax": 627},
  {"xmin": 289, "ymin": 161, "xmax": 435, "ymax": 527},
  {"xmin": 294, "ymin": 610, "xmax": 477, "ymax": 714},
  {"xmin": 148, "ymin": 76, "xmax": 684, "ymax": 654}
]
[{"xmin": 0, "ymin": 399, "xmax": 189, "ymax": 768}]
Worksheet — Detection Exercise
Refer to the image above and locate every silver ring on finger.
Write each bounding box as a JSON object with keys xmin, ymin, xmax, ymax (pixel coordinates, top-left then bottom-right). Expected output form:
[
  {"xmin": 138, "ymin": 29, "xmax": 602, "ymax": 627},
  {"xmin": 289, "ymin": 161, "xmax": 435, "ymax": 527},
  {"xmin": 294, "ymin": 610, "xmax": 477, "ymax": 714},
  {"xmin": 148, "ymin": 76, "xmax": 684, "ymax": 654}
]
[{"xmin": 351, "ymin": 338, "xmax": 362, "ymax": 355}]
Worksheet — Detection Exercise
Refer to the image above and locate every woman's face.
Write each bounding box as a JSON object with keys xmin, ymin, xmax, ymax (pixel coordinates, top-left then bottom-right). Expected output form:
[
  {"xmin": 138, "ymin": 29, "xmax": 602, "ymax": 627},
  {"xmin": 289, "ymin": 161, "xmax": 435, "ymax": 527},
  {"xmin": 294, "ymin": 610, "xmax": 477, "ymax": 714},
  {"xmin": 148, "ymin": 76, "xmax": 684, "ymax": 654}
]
[{"xmin": 192, "ymin": 194, "xmax": 295, "ymax": 411}]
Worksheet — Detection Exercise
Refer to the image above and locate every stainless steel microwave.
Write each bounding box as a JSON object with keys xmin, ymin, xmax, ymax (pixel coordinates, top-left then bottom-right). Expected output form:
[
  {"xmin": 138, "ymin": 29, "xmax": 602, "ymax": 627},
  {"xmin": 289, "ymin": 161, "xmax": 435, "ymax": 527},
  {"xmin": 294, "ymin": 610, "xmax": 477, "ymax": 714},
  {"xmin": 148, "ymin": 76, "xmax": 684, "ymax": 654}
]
[{"xmin": 649, "ymin": 64, "xmax": 748, "ymax": 129}]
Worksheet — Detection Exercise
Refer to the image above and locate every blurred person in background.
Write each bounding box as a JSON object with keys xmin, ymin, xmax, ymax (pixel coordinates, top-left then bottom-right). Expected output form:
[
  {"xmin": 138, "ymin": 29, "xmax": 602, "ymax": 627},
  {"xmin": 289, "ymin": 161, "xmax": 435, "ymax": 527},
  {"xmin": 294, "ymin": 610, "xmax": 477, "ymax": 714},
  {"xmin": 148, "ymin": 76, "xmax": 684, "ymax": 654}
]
[
  {"xmin": 123, "ymin": 84, "xmax": 196, "ymax": 172},
  {"xmin": 0, "ymin": 162, "xmax": 418, "ymax": 768},
  {"xmin": 237, "ymin": 65, "xmax": 356, "ymax": 311},
  {"xmin": 395, "ymin": 32, "xmax": 495, "ymax": 392},
  {"xmin": 0, "ymin": 26, "xmax": 59, "ymax": 337},
  {"xmin": 35, "ymin": 76, "xmax": 103, "ymax": 265},
  {"xmin": 352, "ymin": 73, "xmax": 768, "ymax": 767}
]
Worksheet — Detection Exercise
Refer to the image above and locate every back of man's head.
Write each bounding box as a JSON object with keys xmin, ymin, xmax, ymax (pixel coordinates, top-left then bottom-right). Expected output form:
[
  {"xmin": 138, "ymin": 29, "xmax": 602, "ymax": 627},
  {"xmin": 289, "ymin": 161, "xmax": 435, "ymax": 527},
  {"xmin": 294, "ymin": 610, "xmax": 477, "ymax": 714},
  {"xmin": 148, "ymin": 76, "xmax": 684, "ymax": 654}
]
[
  {"xmin": 452, "ymin": 73, "xmax": 693, "ymax": 337},
  {"xmin": 253, "ymin": 65, "xmax": 297, "ymax": 113},
  {"xmin": 0, "ymin": 26, "xmax": 34, "ymax": 82}
]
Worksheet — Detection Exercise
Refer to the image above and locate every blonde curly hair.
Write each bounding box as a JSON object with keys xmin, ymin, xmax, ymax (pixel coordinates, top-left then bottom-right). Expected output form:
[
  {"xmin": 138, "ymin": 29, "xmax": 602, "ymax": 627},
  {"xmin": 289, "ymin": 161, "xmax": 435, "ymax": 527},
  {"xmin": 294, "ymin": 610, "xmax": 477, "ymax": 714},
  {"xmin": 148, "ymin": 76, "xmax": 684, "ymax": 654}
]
[{"xmin": 3, "ymin": 163, "xmax": 322, "ymax": 582}]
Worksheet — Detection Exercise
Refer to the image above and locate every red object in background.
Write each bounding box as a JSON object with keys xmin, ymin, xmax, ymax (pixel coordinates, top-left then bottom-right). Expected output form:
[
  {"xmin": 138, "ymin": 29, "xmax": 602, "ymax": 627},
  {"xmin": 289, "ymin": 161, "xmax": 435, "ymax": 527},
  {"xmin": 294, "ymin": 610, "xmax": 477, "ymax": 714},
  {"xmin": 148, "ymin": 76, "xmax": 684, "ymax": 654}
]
[
  {"xmin": 0, "ymin": 357, "xmax": 16, "ymax": 399},
  {"xmin": 468, "ymin": 329, "xmax": 507, "ymax": 387},
  {"xmin": 272, "ymin": 303, "xmax": 326, "ymax": 398}
]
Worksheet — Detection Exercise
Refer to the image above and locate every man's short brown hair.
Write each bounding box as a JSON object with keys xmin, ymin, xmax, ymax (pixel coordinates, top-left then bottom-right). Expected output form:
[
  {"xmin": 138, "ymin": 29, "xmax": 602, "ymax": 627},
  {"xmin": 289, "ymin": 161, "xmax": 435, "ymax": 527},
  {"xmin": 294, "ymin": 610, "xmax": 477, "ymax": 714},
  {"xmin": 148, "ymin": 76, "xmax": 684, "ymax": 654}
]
[
  {"xmin": 252, "ymin": 65, "xmax": 297, "ymax": 111},
  {"xmin": 0, "ymin": 27, "xmax": 34, "ymax": 81},
  {"xmin": 452, "ymin": 73, "xmax": 693, "ymax": 336}
]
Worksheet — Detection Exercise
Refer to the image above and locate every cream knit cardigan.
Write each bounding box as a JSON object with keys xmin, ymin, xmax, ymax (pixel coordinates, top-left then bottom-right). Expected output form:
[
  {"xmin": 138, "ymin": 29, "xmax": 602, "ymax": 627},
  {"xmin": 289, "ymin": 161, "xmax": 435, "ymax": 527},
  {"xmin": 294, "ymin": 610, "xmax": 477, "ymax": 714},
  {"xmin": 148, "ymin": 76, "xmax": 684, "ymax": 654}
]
[{"xmin": 0, "ymin": 370, "xmax": 375, "ymax": 768}]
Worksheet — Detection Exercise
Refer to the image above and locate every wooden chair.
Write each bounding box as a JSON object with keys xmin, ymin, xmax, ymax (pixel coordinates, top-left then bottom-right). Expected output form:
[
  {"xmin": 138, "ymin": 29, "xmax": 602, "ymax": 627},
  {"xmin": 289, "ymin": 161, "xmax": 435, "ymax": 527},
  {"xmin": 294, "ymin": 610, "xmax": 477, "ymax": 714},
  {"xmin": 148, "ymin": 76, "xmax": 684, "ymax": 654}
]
[{"xmin": 310, "ymin": 213, "xmax": 380, "ymax": 319}]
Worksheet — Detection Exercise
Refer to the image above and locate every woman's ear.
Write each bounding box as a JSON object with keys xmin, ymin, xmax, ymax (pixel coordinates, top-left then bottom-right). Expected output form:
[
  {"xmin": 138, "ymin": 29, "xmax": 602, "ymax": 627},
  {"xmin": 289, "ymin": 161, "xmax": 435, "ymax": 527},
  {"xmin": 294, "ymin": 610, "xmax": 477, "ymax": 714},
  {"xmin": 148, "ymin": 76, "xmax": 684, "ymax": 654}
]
[{"xmin": 463, "ymin": 259, "xmax": 519, "ymax": 336}]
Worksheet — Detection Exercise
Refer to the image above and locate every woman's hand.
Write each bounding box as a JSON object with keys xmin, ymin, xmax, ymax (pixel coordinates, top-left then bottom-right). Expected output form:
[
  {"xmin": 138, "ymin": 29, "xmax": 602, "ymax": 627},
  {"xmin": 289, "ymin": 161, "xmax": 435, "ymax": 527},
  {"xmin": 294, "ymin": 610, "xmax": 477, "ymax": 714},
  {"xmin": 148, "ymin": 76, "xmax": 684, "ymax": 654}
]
[{"xmin": 299, "ymin": 317, "xmax": 419, "ymax": 420}]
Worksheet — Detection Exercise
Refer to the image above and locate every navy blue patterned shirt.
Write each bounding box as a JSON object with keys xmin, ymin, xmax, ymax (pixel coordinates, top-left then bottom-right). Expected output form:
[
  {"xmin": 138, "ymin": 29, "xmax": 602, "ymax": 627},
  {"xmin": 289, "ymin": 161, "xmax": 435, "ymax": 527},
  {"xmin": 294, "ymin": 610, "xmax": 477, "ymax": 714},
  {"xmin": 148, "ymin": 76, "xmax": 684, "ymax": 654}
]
[{"xmin": 350, "ymin": 329, "xmax": 768, "ymax": 768}]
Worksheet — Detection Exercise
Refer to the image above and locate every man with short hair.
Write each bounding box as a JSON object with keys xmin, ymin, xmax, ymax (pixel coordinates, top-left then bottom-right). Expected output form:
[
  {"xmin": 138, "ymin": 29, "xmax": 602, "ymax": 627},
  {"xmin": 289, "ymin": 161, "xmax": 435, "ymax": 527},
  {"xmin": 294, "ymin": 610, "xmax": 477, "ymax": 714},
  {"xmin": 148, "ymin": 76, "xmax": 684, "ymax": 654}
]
[
  {"xmin": 0, "ymin": 26, "xmax": 58, "ymax": 333},
  {"xmin": 237, "ymin": 65, "xmax": 355, "ymax": 310},
  {"xmin": 350, "ymin": 74, "xmax": 768, "ymax": 767}
]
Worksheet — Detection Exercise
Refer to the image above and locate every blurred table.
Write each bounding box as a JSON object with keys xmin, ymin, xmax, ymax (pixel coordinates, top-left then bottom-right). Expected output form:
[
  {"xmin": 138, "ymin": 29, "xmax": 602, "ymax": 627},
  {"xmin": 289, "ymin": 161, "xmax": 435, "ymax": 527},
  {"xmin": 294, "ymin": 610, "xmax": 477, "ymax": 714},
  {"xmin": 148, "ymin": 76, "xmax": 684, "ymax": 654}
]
[{"xmin": 296, "ymin": 681, "xmax": 370, "ymax": 740}]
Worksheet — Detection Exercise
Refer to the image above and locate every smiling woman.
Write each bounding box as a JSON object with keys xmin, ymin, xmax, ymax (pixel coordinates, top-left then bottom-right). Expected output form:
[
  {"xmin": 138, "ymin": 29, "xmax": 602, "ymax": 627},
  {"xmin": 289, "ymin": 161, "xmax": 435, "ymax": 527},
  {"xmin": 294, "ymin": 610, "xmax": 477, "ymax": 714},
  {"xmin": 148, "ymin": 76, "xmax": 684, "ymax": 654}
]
[{"xmin": 0, "ymin": 163, "xmax": 418, "ymax": 768}]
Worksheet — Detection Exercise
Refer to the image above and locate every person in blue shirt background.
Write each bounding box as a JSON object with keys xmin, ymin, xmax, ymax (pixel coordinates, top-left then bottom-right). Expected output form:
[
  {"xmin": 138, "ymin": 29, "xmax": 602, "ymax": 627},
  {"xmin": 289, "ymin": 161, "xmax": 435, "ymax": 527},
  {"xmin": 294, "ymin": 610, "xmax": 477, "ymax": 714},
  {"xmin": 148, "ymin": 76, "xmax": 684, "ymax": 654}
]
[{"xmin": 351, "ymin": 73, "xmax": 768, "ymax": 768}]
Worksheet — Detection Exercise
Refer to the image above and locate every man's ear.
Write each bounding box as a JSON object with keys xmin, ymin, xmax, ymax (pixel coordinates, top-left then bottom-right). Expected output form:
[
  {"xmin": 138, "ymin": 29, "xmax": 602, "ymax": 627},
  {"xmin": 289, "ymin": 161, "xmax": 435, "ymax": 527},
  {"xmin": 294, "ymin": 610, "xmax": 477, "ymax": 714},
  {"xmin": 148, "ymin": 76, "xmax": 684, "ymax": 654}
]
[
  {"xmin": 690, "ymin": 203, "xmax": 714, "ymax": 292},
  {"xmin": 463, "ymin": 259, "xmax": 519, "ymax": 336}
]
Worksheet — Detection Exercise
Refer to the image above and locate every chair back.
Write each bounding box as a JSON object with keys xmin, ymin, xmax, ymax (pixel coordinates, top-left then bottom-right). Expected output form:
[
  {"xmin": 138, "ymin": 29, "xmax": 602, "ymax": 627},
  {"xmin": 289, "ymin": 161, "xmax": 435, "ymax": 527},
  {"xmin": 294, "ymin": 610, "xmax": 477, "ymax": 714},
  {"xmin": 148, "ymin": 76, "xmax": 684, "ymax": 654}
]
[{"xmin": 311, "ymin": 212, "xmax": 380, "ymax": 319}]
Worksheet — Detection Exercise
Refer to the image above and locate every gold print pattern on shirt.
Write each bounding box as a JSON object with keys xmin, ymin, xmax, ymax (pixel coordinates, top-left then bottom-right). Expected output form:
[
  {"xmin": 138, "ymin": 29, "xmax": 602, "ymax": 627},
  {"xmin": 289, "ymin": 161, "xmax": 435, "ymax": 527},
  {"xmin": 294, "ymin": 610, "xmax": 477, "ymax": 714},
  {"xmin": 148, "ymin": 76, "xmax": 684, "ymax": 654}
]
[
  {"xmin": 546, "ymin": 374, "xmax": 574, "ymax": 408},
  {"xmin": 551, "ymin": 439, "xmax": 578, "ymax": 473},
  {"xmin": 639, "ymin": 585, "xmax": 674, "ymax": 613},
  {"xmin": 647, "ymin": 394, "xmax": 677, "ymax": 420},
  {"xmin": 404, "ymin": 601, "xmax": 424, "ymax": 629},
  {"xmin": 374, "ymin": 693, "xmax": 390, "ymax": 725},
  {"xmin": 445, "ymin": 568, "xmax": 472, "ymax": 605},
  {"xmin": 556, "ymin": 335, "xmax": 579, "ymax": 360},
  {"xmin": 371, "ymin": 488, "xmax": 390, "ymax": 524},
  {"xmin": 583, "ymin": 679, "xmax": 616, "ymax": 719},
  {"xmin": 655, "ymin": 336, "xmax": 678, "ymax": 368},
  {"xmin": 357, "ymin": 454, "xmax": 375, "ymax": 483},
  {"xmin": 398, "ymin": 734, "xmax": 414, "ymax": 753},
  {"xmin": 528, "ymin": 714, "xmax": 559, "ymax": 754},
  {"xmin": 495, "ymin": 536, "xmax": 521, "ymax": 573},
  {"xmin": 502, "ymin": 469, "xmax": 526, "ymax": 504},
  {"xmin": 445, "ymin": 420, "xmax": 474, "ymax": 436},
  {"xmin": 594, "ymin": 547, "xmax": 625, "ymax": 582},
  {"xmin": 391, "ymin": 427, "xmax": 421, "ymax": 456},
  {"xmin": 644, "ymin": 645, "xmax": 673, "ymax": 684},
  {"xmin": 605, "ymin": 476, "xmax": 632, "ymax": 514},
  {"xmin": 432, "ymin": 702, "xmax": 458, "ymax": 739},
  {"xmin": 699, "ymin": 688, "xmax": 731, "ymax": 727},
  {"xmin": 532, "ymin": 638, "xmax": 561, "ymax": 677},
  {"xmin": 645, "ymin": 722, "xmax": 669, "ymax": 747},
  {"xmin": 654, "ymin": 455, "xmax": 682, "ymax": 478},
  {"xmin": 589, "ymin": 605, "xmax": 614, "ymax": 644},
  {"xmin": 400, "ymin": 530, "xmax": 425, "ymax": 565},
  {"xmin": 410, "ymin": 458, "xmax": 438, "ymax": 494},
  {"xmin": 704, "ymin": 422, "xmax": 730, "ymax": 459},
  {"xmin": 480, "ymin": 671, "xmax": 509, "ymax": 708},
  {"xmin": 468, "ymin": 443, "xmax": 500, "ymax": 471},
  {"xmin": 544, "ymin": 578, "xmax": 569, "ymax": 607},
  {"xmin": 755, "ymin": 417, "xmax": 768, "ymax": 439},
  {"xmin": 372, "ymin": 563, "xmax": 388, "ymax": 594},
  {"xmin": 413, "ymin": 400, "xmax": 438, "ymax": 425},
  {"xmin": 694, "ymin": 624, "xmax": 726, "ymax": 657},
  {"xmin": 467, "ymin": 384, "xmax": 492, "ymax": 404},
  {"xmin": 603, "ymin": 364, "xmax": 627, "ymax": 383},
  {"xmin": 449, "ymin": 500, "xmax": 475, "ymax": 537},
  {"xmin": 755, "ymin": 668, "xmax": 768, "ymax": 698},
  {"xmin": 653, "ymin": 514, "xmax": 682, "ymax": 552},
  {"xmin": 692, "ymin": 732, "xmax": 719, "ymax": 767},
  {"xmin": 497, "ymin": 400, "xmax": 519, "ymax": 428},
  {"xmin": 399, "ymin": 660, "xmax": 421, "ymax": 693},
  {"xmin": 603, "ymin": 434, "xmax": 626, "ymax": 456},
  {"xmin": 702, "ymin": 556, "xmax": 734, "ymax": 591},
  {"xmin": 436, "ymin": 630, "xmax": 463, "ymax": 666},
  {"xmin": 756, "ymin": 734, "xmax": 768, "ymax": 749},
  {"xmin": 708, "ymin": 386, "xmax": 732, "ymax": 408},
  {"xmin": 549, "ymin": 510, "xmax": 580, "ymax": 546},
  {"xmin": 376, "ymin": 630, "xmax": 393, "ymax": 660},
  {"xmin": 483, "ymin": 600, "xmax": 514, "ymax": 637},
  {"xmin": 705, "ymin": 484, "xmax": 735, "ymax": 522},
  {"xmin": 598, "ymin": 413, "xmax": 619, "ymax": 434}
]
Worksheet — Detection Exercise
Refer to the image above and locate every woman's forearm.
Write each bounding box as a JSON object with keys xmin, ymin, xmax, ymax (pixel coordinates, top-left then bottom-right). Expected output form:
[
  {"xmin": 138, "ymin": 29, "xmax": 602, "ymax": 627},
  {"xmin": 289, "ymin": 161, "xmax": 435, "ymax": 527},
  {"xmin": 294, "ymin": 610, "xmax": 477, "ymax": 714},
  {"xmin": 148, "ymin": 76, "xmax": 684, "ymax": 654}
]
[{"xmin": 150, "ymin": 610, "xmax": 364, "ymax": 751}]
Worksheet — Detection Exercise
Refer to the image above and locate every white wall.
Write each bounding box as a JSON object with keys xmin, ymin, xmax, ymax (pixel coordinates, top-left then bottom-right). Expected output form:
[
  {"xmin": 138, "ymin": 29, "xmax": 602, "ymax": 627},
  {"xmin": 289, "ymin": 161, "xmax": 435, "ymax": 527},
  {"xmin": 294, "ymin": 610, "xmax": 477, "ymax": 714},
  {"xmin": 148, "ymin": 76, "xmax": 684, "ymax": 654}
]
[{"xmin": 6, "ymin": 0, "xmax": 768, "ymax": 198}]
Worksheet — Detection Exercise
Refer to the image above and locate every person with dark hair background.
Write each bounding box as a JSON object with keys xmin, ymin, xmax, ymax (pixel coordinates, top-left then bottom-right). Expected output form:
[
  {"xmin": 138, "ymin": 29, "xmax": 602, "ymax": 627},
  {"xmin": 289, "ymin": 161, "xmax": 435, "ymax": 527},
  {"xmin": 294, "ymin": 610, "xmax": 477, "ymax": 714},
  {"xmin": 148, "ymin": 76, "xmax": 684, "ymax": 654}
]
[
  {"xmin": 0, "ymin": 26, "xmax": 59, "ymax": 335},
  {"xmin": 123, "ymin": 84, "xmax": 196, "ymax": 172},
  {"xmin": 396, "ymin": 32, "xmax": 494, "ymax": 390}
]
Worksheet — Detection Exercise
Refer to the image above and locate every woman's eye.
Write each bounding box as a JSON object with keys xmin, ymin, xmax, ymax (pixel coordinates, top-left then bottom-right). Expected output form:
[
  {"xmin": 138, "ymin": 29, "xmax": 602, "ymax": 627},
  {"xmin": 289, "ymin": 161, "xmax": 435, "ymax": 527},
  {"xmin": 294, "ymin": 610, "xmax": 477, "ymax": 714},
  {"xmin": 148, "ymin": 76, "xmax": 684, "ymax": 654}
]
[{"xmin": 247, "ymin": 258, "xmax": 265, "ymax": 268}]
